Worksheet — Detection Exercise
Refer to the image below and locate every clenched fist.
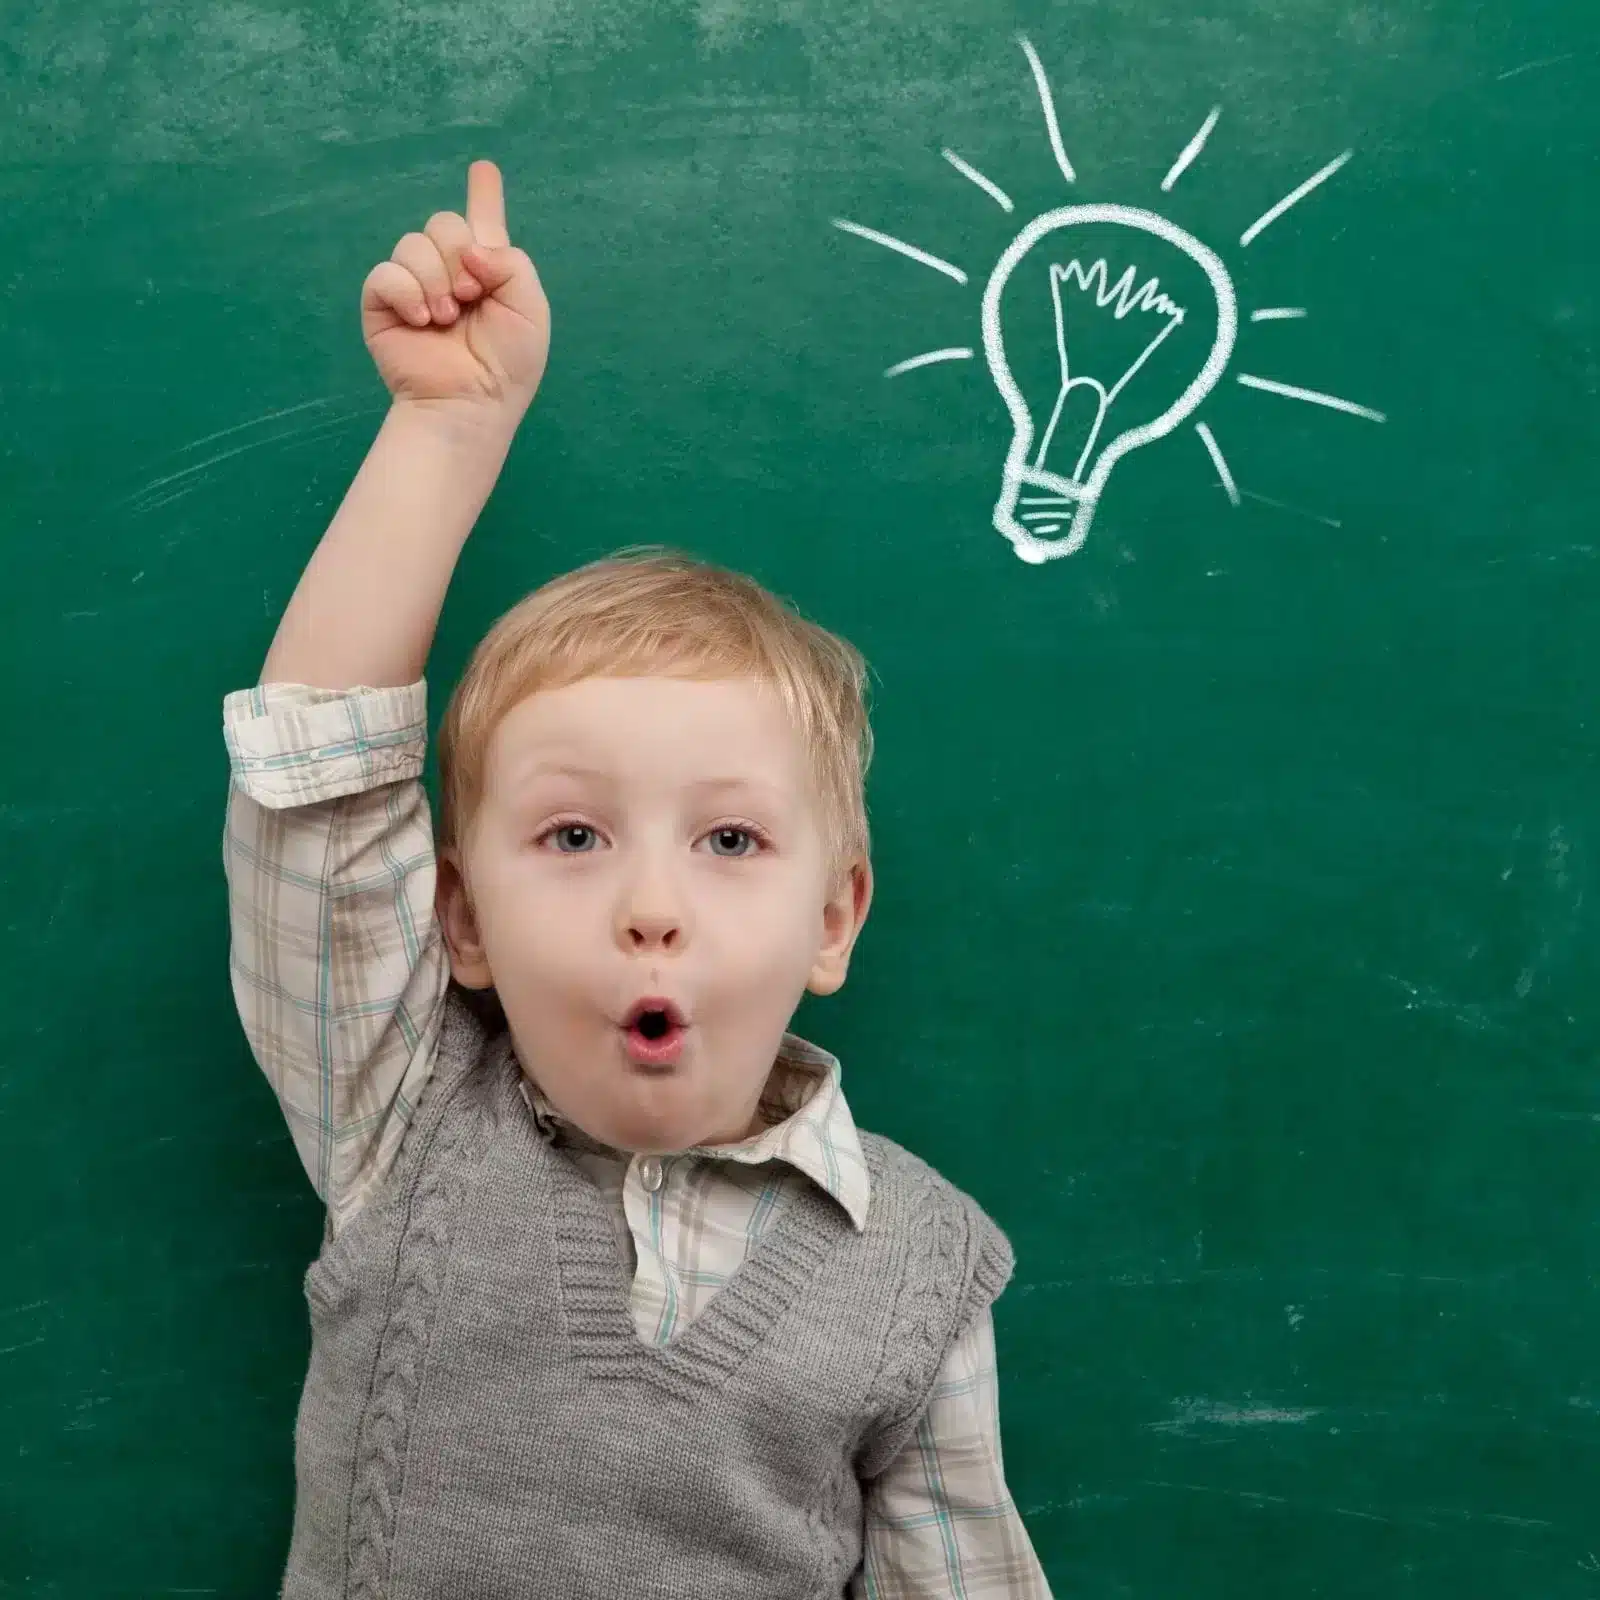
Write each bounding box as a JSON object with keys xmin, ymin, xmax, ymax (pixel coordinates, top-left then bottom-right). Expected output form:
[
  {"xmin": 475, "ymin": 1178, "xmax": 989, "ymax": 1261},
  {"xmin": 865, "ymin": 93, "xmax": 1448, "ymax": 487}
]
[{"xmin": 361, "ymin": 160, "xmax": 549, "ymax": 413}]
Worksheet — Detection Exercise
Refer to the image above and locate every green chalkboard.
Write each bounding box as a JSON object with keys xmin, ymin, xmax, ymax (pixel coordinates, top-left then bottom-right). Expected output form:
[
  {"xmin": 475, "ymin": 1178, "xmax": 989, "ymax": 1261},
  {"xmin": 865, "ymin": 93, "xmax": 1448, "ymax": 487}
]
[{"xmin": 4, "ymin": 1, "xmax": 1599, "ymax": 1594}]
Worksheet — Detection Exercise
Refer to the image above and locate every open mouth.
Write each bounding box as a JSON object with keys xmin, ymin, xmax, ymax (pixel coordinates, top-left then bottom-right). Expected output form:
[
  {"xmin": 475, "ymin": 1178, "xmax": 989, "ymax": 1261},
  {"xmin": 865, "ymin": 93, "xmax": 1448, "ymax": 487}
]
[{"xmin": 621, "ymin": 997, "xmax": 688, "ymax": 1067}]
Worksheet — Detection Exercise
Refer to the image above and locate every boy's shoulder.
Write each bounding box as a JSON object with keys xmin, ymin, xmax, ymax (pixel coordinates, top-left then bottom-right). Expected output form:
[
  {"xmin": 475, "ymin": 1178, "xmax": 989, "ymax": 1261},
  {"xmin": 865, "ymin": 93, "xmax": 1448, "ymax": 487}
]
[
  {"xmin": 854, "ymin": 1125, "xmax": 1016, "ymax": 1290},
  {"xmin": 855, "ymin": 1123, "xmax": 1005, "ymax": 1216}
]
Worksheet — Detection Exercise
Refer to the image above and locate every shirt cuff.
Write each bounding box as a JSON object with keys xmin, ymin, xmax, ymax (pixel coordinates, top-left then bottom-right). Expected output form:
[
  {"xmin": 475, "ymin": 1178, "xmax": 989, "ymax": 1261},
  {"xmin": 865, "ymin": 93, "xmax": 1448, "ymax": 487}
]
[{"xmin": 223, "ymin": 680, "xmax": 429, "ymax": 810}]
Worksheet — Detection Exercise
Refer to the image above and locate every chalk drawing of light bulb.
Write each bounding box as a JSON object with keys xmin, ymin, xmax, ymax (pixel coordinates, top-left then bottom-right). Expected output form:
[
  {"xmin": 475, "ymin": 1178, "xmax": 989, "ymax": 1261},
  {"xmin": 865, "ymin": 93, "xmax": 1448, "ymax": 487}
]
[
  {"xmin": 983, "ymin": 207, "xmax": 1236, "ymax": 562},
  {"xmin": 832, "ymin": 37, "xmax": 1387, "ymax": 565}
]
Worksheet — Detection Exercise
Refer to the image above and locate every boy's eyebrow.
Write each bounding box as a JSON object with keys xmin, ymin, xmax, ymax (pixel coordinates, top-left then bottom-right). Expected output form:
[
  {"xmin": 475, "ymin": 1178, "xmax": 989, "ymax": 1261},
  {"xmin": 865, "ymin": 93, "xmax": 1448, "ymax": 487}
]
[
  {"xmin": 505, "ymin": 766, "xmax": 790, "ymax": 811},
  {"xmin": 686, "ymin": 776, "xmax": 787, "ymax": 801},
  {"xmin": 505, "ymin": 765, "xmax": 784, "ymax": 798},
  {"xmin": 502, "ymin": 758, "xmax": 616, "ymax": 793}
]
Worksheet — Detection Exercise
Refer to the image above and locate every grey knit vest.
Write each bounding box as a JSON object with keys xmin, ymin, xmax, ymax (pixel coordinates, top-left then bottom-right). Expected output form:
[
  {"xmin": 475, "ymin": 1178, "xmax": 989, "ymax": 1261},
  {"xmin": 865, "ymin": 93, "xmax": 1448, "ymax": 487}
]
[{"xmin": 281, "ymin": 991, "xmax": 1014, "ymax": 1600}]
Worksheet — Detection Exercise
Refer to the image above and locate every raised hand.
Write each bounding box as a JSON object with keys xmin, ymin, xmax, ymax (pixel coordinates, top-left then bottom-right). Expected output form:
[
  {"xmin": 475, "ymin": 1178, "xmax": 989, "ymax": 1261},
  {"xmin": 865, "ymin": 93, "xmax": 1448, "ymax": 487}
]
[{"xmin": 360, "ymin": 160, "xmax": 550, "ymax": 412}]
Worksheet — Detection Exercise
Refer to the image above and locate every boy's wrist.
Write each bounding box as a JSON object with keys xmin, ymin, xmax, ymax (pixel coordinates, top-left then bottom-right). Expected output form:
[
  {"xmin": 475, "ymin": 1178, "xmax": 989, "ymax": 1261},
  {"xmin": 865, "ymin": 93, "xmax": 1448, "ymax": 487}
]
[{"xmin": 388, "ymin": 394, "xmax": 529, "ymax": 460}]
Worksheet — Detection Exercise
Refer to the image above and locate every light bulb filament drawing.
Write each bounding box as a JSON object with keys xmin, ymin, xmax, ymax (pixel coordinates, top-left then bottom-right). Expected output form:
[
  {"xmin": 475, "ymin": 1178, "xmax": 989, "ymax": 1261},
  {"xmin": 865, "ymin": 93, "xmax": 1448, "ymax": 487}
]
[
  {"xmin": 831, "ymin": 35, "xmax": 1387, "ymax": 565},
  {"xmin": 1043, "ymin": 262, "xmax": 1187, "ymax": 496},
  {"xmin": 1024, "ymin": 258, "xmax": 1188, "ymax": 543}
]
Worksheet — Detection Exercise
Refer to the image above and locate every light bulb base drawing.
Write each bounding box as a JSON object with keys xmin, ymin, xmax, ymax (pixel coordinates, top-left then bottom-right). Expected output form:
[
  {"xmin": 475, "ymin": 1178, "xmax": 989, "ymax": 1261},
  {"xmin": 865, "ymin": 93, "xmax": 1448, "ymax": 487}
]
[{"xmin": 993, "ymin": 465, "xmax": 1098, "ymax": 563}]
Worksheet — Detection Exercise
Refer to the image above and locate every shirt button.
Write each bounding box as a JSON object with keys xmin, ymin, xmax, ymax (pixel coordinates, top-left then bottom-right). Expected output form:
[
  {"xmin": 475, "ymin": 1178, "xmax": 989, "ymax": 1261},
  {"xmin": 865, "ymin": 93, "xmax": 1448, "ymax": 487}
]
[{"xmin": 638, "ymin": 1156, "xmax": 665, "ymax": 1192}]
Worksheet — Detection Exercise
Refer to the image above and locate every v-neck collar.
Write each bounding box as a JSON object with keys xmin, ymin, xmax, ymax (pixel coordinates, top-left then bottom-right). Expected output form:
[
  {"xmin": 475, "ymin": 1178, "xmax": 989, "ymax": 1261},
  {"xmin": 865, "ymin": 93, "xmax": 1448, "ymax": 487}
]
[{"xmin": 544, "ymin": 1117, "xmax": 862, "ymax": 1401}]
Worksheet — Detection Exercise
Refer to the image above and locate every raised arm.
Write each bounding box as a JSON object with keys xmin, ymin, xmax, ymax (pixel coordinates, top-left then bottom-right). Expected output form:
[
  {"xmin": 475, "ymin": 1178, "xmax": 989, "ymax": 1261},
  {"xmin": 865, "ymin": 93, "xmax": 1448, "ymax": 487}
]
[{"xmin": 225, "ymin": 163, "xmax": 548, "ymax": 1229}]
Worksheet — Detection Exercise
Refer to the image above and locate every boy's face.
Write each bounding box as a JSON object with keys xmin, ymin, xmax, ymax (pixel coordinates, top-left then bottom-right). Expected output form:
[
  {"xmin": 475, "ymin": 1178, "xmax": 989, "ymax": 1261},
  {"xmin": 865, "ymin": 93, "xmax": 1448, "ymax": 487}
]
[{"xmin": 438, "ymin": 675, "xmax": 871, "ymax": 1154}]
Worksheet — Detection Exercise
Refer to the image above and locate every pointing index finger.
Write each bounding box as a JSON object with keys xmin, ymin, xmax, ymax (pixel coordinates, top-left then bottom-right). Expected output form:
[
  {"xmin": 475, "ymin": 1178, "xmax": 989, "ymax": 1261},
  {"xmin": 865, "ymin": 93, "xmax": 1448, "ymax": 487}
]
[{"xmin": 466, "ymin": 160, "xmax": 510, "ymax": 248}]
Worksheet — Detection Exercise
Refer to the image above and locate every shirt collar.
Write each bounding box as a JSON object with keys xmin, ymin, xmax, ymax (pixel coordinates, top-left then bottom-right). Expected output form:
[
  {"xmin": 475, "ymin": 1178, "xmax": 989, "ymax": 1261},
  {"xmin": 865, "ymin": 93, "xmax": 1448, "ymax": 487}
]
[{"xmin": 517, "ymin": 1031, "xmax": 871, "ymax": 1232}]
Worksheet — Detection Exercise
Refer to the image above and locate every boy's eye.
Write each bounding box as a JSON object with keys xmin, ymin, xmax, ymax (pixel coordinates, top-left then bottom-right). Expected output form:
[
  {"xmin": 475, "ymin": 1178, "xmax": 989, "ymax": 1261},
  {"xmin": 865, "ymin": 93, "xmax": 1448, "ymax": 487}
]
[
  {"xmin": 704, "ymin": 827, "xmax": 757, "ymax": 858},
  {"xmin": 549, "ymin": 823, "xmax": 599, "ymax": 853}
]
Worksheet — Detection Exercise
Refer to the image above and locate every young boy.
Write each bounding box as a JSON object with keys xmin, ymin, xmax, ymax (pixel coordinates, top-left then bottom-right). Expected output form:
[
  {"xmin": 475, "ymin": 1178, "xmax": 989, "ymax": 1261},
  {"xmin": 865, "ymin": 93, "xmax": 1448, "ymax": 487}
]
[{"xmin": 223, "ymin": 160, "xmax": 1051, "ymax": 1598}]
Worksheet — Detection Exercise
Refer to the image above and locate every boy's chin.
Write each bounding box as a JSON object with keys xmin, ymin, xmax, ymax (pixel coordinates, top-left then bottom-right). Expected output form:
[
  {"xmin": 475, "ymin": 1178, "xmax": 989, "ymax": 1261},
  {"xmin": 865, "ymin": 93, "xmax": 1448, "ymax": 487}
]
[{"xmin": 592, "ymin": 1096, "xmax": 759, "ymax": 1157}]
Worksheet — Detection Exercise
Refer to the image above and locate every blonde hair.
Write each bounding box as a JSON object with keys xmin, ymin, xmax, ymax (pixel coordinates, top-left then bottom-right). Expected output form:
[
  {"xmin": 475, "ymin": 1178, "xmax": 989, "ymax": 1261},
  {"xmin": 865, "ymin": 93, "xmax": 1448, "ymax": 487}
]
[{"xmin": 437, "ymin": 548, "xmax": 873, "ymax": 868}]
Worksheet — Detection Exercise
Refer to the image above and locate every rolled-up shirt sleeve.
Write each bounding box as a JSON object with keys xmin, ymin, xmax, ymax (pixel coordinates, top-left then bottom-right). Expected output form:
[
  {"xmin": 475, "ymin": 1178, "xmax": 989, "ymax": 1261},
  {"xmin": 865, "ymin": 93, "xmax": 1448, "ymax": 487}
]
[{"xmin": 222, "ymin": 680, "xmax": 449, "ymax": 1233}]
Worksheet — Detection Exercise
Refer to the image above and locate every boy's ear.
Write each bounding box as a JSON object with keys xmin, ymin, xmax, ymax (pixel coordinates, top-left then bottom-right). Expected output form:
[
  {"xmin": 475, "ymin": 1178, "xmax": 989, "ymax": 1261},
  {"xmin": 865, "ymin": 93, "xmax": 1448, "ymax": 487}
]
[
  {"xmin": 436, "ymin": 847, "xmax": 495, "ymax": 990},
  {"xmin": 807, "ymin": 856, "xmax": 873, "ymax": 997}
]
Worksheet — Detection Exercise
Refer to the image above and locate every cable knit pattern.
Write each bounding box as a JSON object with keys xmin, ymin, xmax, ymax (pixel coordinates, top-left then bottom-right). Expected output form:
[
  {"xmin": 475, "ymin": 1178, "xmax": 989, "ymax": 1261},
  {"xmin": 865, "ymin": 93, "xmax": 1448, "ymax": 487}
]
[
  {"xmin": 344, "ymin": 1004, "xmax": 506, "ymax": 1599},
  {"xmin": 281, "ymin": 992, "xmax": 1013, "ymax": 1600},
  {"xmin": 855, "ymin": 1143, "xmax": 1016, "ymax": 1481}
]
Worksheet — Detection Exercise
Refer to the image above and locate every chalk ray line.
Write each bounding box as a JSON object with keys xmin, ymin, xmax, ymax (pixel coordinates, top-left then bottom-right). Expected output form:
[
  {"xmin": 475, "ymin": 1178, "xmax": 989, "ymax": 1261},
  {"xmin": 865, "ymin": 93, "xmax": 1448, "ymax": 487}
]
[
  {"xmin": 1195, "ymin": 421, "xmax": 1240, "ymax": 505},
  {"xmin": 1162, "ymin": 107, "xmax": 1222, "ymax": 192},
  {"xmin": 1018, "ymin": 35, "xmax": 1076, "ymax": 184},
  {"xmin": 1241, "ymin": 488, "xmax": 1342, "ymax": 529},
  {"xmin": 831, "ymin": 219, "xmax": 969, "ymax": 284},
  {"xmin": 1251, "ymin": 307, "xmax": 1307, "ymax": 321},
  {"xmin": 1237, "ymin": 372, "xmax": 1386, "ymax": 423},
  {"xmin": 1240, "ymin": 151, "xmax": 1352, "ymax": 247},
  {"xmin": 941, "ymin": 149, "xmax": 1014, "ymax": 212},
  {"xmin": 884, "ymin": 347, "xmax": 974, "ymax": 378}
]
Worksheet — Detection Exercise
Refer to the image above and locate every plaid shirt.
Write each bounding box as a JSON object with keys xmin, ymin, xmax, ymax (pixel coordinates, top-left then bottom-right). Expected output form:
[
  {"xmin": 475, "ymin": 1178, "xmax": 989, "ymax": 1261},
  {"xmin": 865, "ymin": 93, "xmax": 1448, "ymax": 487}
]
[{"xmin": 222, "ymin": 680, "xmax": 1051, "ymax": 1600}]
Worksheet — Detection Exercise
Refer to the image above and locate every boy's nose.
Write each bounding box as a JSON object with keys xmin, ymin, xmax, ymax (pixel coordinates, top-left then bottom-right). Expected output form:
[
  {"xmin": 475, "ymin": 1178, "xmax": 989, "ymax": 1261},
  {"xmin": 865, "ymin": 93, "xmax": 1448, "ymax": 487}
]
[
  {"xmin": 615, "ymin": 864, "xmax": 688, "ymax": 953},
  {"xmin": 623, "ymin": 906, "xmax": 682, "ymax": 952}
]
